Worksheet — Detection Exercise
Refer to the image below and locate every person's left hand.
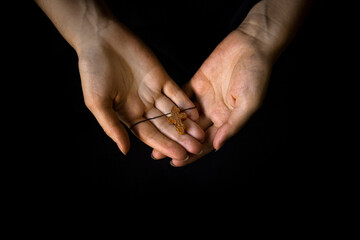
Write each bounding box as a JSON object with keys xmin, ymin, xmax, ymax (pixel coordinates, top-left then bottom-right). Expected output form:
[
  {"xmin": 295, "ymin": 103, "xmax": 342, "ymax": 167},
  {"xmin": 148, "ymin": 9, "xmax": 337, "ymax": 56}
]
[{"xmin": 151, "ymin": 29, "xmax": 276, "ymax": 166}]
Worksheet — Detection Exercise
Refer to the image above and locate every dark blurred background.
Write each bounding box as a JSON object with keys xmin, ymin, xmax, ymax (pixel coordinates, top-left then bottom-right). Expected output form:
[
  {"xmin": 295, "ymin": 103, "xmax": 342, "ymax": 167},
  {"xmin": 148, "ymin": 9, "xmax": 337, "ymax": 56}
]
[{"xmin": 14, "ymin": 0, "xmax": 336, "ymax": 193}]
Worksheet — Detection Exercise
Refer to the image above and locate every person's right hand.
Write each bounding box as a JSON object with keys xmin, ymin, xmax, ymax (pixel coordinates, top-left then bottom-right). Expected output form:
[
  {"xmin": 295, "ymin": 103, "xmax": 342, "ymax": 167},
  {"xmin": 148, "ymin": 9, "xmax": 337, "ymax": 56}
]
[{"xmin": 76, "ymin": 21, "xmax": 204, "ymax": 160}]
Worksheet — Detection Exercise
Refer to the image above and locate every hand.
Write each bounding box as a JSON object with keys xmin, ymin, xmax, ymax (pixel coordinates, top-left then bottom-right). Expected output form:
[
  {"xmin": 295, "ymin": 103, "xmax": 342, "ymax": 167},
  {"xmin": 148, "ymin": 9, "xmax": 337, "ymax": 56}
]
[
  {"xmin": 151, "ymin": 0, "xmax": 311, "ymax": 167},
  {"xmin": 77, "ymin": 21, "xmax": 204, "ymax": 160},
  {"xmin": 152, "ymin": 29, "xmax": 274, "ymax": 166},
  {"xmin": 35, "ymin": 0, "xmax": 309, "ymax": 165}
]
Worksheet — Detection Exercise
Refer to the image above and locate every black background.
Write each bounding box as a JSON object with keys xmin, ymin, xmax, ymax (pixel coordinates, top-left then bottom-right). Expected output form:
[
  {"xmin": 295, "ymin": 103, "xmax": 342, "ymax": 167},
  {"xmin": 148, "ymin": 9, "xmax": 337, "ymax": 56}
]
[{"xmin": 11, "ymin": 0, "xmax": 341, "ymax": 193}]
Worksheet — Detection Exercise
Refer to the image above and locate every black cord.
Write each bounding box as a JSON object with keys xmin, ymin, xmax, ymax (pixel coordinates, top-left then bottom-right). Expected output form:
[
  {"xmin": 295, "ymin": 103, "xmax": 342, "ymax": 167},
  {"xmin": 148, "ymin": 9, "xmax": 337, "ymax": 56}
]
[{"xmin": 129, "ymin": 106, "xmax": 196, "ymax": 130}]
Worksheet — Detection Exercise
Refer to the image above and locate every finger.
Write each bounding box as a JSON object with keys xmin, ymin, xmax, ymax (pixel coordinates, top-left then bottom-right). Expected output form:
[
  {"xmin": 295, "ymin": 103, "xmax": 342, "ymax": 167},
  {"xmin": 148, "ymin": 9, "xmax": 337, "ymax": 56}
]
[
  {"xmin": 145, "ymin": 108, "xmax": 202, "ymax": 155},
  {"xmin": 162, "ymin": 80, "xmax": 199, "ymax": 121},
  {"xmin": 151, "ymin": 115, "xmax": 212, "ymax": 161},
  {"xmin": 185, "ymin": 118, "xmax": 205, "ymax": 142},
  {"xmin": 151, "ymin": 117, "xmax": 205, "ymax": 159},
  {"xmin": 170, "ymin": 125, "xmax": 218, "ymax": 167},
  {"xmin": 89, "ymin": 103, "xmax": 130, "ymax": 155},
  {"xmin": 213, "ymin": 107, "xmax": 254, "ymax": 151},
  {"xmin": 131, "ymin": 119, "xmax": 188, "ymax": 160},
  {"xmin": 150, "ymin": 116, "xmax": 206, "ymax": 159},
  {"xmin": 151, "ymin": 149, "xmax": 166, "ymax": 160},
  {"xmin": 198, "ymin": 114, "xmax": 213, "ymax": 131},
  {"xmin": 154, "ymin": 95, "xmax": 205, "ymax": 142}
]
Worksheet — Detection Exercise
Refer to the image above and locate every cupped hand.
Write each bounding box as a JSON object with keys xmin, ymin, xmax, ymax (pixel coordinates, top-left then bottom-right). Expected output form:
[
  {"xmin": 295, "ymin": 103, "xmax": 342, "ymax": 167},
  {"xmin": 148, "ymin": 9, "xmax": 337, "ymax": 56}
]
[
  {"xmin": 152, "ymin": 29, "xmax": 275, "ymax": 166},
  {"xmin": 77, "ymin": 21, "xmax": 204, "ymax": 159}
]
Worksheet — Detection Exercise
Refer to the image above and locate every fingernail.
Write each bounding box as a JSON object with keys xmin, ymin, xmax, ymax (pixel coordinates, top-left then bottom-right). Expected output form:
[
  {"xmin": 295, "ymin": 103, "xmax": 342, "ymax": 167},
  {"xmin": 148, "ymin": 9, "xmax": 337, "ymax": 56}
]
[
  {"xmin": 170, "ymin": 156, "xmax": 189, "ymax": 167},
  {"xmin": 117, "ymin": 143, "xmax": 127, "ymax": 155},
  {"xmin": 182, "ymin": 155, "xmax": 189, "ymax": 161},
  {"xmin": 196, "ymin": 149, "xmax": 203, "ymax": 155},
  {"xmin": 151, "ymin": 153, "xmax": 157, "ymax": 160},
  {"xmin": 120, "ymin": 149, "xmax": 127, "ymax": 155},
  {"xmin": 215, "ymin": 141, "xmax": 225, "ymax": 152},
  {"xmin": 173, "ymin": 155, "xmax": 189, "ymax": 162}
]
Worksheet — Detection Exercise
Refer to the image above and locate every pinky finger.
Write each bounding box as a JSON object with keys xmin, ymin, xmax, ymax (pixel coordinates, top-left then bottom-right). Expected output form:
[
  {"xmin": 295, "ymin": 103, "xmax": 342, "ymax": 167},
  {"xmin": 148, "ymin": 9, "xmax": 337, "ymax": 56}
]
[{"xmin": 151, "ymin": 149, "xmax": 167, "ymax": 160}]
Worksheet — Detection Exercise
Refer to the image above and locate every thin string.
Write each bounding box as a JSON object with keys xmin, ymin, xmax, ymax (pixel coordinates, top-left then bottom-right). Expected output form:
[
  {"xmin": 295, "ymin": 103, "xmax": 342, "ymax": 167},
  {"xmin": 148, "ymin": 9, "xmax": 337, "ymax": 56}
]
[{"xmin": 129, "ymin": 106, "xmax": 196, "ymax": 130}]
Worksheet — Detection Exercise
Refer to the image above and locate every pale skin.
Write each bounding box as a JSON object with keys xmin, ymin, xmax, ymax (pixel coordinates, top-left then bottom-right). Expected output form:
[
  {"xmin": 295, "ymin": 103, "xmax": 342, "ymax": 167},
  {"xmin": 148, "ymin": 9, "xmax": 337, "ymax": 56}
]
[
  {"xmin": 76, "ymin": 22, "xmax": 205, "ymax": 161},
  {"xmin": 35, "ymin": 0, "xmax": 311, "ymax": 167},
  {"xmin": 35, "ymin": 0, "xmax": 205, "ymax": 161},
  {"xmin": 151, "ymin": 0, "xmax": 312, "ymax": 166}
]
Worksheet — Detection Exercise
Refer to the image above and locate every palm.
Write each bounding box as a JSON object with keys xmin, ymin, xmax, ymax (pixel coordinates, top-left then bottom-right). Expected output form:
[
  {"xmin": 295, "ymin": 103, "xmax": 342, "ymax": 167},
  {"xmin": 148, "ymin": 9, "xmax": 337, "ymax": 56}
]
[
  {"xmin": 191, "ymin": 30, "xmax": 271, "ymax": 148},
  {"xmin": 159, "ymin": 30, "xmax": 273, "ymax": 167},
  {"xmin": 78, "ymin": 22, "xmax": 204, "ymax": 159}
]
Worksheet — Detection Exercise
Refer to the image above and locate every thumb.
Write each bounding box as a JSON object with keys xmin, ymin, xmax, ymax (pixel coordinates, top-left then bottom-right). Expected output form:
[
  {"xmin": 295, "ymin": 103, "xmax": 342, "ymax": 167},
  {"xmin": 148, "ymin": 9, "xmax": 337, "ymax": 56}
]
[
  {"xmin": 89, "ymin": 102, "xmax": 130, "ymax": 155},
  {"xmin": 213, "ymin": 107, "xmax": 253, "ymax": 151}
]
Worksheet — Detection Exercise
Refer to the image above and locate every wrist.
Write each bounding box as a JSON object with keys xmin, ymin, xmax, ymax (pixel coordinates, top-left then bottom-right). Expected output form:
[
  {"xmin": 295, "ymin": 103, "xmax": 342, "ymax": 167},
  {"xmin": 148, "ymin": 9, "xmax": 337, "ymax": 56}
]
[
  {"xmin": 73, "ymin": 17, "xmax": 114, "ymax": 55},
  {"xmin": 236, "ymin": 0, "xmax": 312, "ymax": 62},
  {"xmin": 74, "ymin": 23, "xmax": 115, "ymax": 54},
  {"xmin": 236, "ymin": 13, "xmax": 287, "ymax": 63},
  {"xmin": 35, "ymin": 0, "xmax": 116, "ymax": 51},
  {"xmin": 68, "ymin": 1, "xmax": 117, "ymax": 52},
  {"xmin": 233, "ymin": 27, "xmax": 279, "ymax": 68}
]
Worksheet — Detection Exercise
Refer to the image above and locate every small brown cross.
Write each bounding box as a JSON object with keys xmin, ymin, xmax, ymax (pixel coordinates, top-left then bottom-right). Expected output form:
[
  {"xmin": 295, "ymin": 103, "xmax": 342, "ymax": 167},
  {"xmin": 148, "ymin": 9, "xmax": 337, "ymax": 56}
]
[{"xmin": 167, "ymin": 106, "xmax": 187, "ymax": 135}]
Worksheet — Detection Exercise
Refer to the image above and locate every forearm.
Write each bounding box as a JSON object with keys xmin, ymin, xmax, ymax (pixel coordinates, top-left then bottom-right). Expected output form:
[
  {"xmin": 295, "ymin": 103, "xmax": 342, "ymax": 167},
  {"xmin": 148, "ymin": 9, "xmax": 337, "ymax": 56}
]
[
  {"xmin": 34, "ymin": 0, "xmax": 115, "ymax": 50},
  {"xmin": 238, "ymin": 0, "xmax": 312, "ymax": 60}
]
